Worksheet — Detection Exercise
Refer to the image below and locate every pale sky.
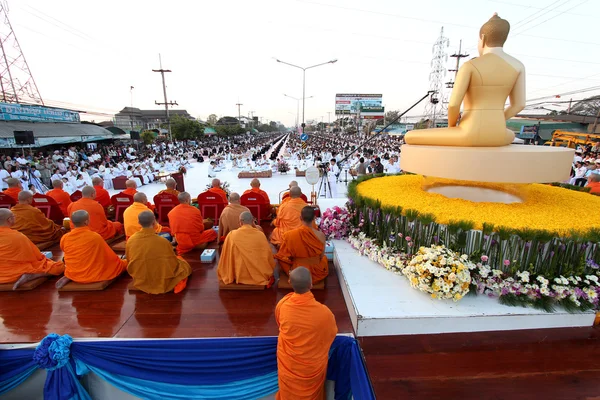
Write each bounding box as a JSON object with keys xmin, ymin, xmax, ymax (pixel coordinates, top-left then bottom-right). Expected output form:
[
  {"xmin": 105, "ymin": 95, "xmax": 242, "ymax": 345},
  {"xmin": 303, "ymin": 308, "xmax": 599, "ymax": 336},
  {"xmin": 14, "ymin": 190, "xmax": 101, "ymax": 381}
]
[{"xmin": 7, "ymin": 0, "xmax": 600, "ymax": 125}]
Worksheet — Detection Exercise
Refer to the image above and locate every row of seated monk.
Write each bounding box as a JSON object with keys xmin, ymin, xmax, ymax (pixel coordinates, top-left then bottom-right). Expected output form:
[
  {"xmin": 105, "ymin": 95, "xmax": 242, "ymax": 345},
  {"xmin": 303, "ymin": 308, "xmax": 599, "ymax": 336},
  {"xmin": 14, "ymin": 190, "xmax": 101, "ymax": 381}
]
[{"xmin": 0, "ymin": 177, "xmax": 328, "ymax": 293}]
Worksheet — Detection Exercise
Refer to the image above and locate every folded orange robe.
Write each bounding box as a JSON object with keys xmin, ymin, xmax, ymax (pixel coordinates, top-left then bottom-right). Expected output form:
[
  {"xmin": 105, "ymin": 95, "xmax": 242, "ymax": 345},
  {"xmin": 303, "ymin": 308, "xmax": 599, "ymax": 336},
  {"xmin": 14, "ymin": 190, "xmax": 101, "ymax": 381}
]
[
  {"xmin": 123, "ymin": 202, "xmax": 166, "ymax": 239},
  {"xmin": 275, "ymin": 225, "xmax": 329, "ymax": 283},
  {"xmin": 218, "ymin": 203, "xmax": 251, "ymax": 240},
  {"xmin": 270, "ymin": 198, "xmax": 308, "ymax": 246},
  {"xmin": 46, "ymin": 188, "xmax": 71, "ymax": 217},
  {"xmin": 94, "ymin": 185, "xmax": 111, "ymax": 209},
  {"xmin": 68, "ymin": 198, "xmax": 123, "ymax": 240},
  {"xmin": 61, "ymin": 226, "xmax": 127, "ymax": 283},
  {"xmin": 125, "ymin": 227, "xmax": 192, "ymax": 294},
  {"xmin": 0, "ymin": 226, "xmax": 64, "ymax": 283},
  {"xmin": 10, "ymin": 204, "xmax": 64, "ymax": 244},
  {"xmin": 275, "ymin": 292, "xmax": 338, "ymax": 400},
  {"xmin": 218, "ymin": 225, "xmax": 275, "ymax": 285},
  {"xmin": 4, "ymin": 187, "xmax": 20, "ymax": 202},
  {"xmin": 168, "ymin": 204, "xmax": 217, "ymax": 254},
  {"xmin": 158, "ymin": 189, "xmax": 180, "ymax": 197},
  {"xmin": 243, "ymin": 187, "xmax": 270, "ymax": 203},
  {"xmin": 208, "ymin": 187, "xmax": 228, "ymax": 203},
  {"xmin": 121, "ymin": 188, "xmax": 154, "ymax": 211}
]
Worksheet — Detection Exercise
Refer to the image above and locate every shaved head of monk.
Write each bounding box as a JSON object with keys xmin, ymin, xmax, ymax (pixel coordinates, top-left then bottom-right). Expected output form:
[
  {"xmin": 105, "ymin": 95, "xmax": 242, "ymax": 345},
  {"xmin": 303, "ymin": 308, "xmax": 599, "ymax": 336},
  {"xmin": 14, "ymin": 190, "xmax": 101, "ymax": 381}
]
[
  {"xmin": 178, "ymin": 192, "xmax": 191, "ymax": 204},
  {"xmin": 212, "ymin": 178, "xmax": 221, "ymax": 188},
  {"xmin": 288, "ymin": 180, "xmax": 298, "ymax": 189},
  {"xmin": 290, "ymin": 186, "xmax": 302, "ymax": 198},
  {"xmin": 250, "ymin": 178, "xmax": 260, "ymax": 188},
  {"xmin": 125, "ymin": 180, "xmax": 137, "ymax": 189},
  {"xmin": 229, "ymin": 192, "xmax": 240, "ymax": 204},
  {"xmin": 17, "ymin": 190, "xmax": 33, "ymax": 204},
  {"xmin": 290, "ymin": 267, "xmax": 312, "ymax": 294},
  {"xmin": 92, "ymin": 177, "xmax": 103, "ymax": 186},
  {"xmin": 300, "ymin": 206, "xmax": 315, "ymax": 224},
  {"xmin": 71, "ymin": 210, "xmax": 90, "ymax": 228},
  {"xmin": 82, "ymin": 186, "xmax": 96, "ymax": 199},
  {"xmin": 166, "ymin": 178, "xmax": 177, "ymax": 189},
  {"xmin": 138, "ymin": 210, "xmax": 156, "ymax": 228},
  {"xmin": 7, "ymin": 178, "xmax": 21, "ymax": 189},
  {"xmin": 239, "ymin": 211, "xmax": 254, "ymax": 225},
  {"xmin": 52, "ymin": 180, "xmax": 64, "ymax": 189},
  {"xmin": 133, "ymin": 192, "xmax": 148, "ymax": 204},
  {"xmin": 0, "ymin": 208, "xmax": 15, "ymax": 227}
]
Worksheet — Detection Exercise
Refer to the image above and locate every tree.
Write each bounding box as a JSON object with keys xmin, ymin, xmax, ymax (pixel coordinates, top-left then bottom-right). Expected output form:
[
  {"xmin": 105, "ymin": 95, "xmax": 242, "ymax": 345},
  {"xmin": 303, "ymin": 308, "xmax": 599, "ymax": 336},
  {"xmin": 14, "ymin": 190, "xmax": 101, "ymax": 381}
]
[
  {"xmin": 207, "ymin": 114, "xmax": 218, "ymax": 125},
  {"xmin": 385, "ymin": 110, "xmax": 400, "ymax": 124},
  {"xmin": 215, "ymin": 124, "xmax": 244, "ymax": 136},
  {"xmin": 140, "ymin": 130, "xmax": 155, "ymax": 145},
  {"xmin": 170, "ymin": 115, "xmax": 204, "ymax": 140}
]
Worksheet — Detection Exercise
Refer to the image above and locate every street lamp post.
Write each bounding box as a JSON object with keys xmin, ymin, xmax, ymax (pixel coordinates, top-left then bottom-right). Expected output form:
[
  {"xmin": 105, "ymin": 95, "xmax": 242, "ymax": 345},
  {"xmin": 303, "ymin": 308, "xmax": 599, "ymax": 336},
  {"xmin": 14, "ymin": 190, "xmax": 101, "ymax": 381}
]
[
  {"xmin": 275, "ymin": 58, "xmax": 337, "ymax": 132},
  {"xmin": 284, "ymin": 94, "xmax": 313, "ymax": 130}
]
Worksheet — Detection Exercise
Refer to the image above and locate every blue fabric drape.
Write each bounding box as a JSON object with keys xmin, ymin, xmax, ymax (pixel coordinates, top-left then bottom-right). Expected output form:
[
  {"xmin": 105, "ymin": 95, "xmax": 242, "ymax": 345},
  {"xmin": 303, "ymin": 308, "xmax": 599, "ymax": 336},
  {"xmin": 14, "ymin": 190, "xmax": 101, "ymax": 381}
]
[
  {"xmin": 328, "ymin": 336, "xmax": 376, "ymax": 400},
  {"xmin": 0, "ymin": 348, "xmax": 37, "ymax": 395}
]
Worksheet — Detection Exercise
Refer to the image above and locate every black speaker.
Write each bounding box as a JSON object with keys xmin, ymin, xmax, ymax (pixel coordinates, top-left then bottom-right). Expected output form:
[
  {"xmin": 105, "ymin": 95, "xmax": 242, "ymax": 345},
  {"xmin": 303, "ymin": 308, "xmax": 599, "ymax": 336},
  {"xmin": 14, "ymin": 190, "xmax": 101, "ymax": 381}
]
[
  {"xmin": 14, "ymin": 130, "xmax": 35, "ymax": 145},
  {"xmin": 130, "ymin": 131, "xmax": 140, "ymax": 140}
]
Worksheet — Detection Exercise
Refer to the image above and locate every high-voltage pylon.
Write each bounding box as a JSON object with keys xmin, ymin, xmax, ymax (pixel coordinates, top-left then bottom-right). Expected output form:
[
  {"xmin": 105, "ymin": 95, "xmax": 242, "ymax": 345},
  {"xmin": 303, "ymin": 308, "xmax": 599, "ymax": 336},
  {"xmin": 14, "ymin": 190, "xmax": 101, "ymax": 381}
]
[
  {"xmin": 0, "ymin": 3, "xmax": 44, "ymax": 105},
  {"xmin": 423, "ymin": 27, "xmax": 449, "ymax": 128}
]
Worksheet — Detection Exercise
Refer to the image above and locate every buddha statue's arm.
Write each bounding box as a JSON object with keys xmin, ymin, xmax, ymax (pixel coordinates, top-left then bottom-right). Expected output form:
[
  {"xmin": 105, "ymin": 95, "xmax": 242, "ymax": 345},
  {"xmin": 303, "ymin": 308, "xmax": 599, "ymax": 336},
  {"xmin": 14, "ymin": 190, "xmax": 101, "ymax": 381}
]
[
  {"xmin": 447, "ymin": 64, "xmax": 471, "ymax": 127},
  {"xmin": 504, "ymin": 68, "xmax": 526, "ymax": 120}
]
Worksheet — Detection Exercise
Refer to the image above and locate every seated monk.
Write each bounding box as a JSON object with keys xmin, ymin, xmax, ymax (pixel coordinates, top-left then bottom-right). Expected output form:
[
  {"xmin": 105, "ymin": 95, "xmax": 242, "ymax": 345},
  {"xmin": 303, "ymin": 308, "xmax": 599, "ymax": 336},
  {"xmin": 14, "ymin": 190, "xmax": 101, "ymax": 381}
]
[
  {"xmin": 168, "ymin": 192, "xmax": 217, "ymax": 254},
  {"xmin": 275, "ymin": 267, "xmax": 337, "ymax": 400},
  {"xmin": 4, "ymin": 178, "xmax": 22, "ymax": 202},
  {"xmin": 0, "ymin": 209, "xmax": 65, "ymax": 290},
  {"xmin": 123, "ymin": 192, "xmax": 169, "ymax": 239},
  {"xmin": 45, "ymin": 179, "xmax": 71, "ymax": 217},
  {"xmin": 158, "ymin": 178, "xmax": 180, "ymax": 197},
  {"xmin": 218, "ymin": 192, "xmax": 261, "ymax": 240},
  {"xmin": 126, "ymin": 211, "xmax": 191, "ymax": 294},
  {"xmin": 244, "ymin": 178, "xmax": 270, "ymax": 204},
  {"xmin": 218, "ymin": 211, "xmax": 275, "ymax": 286},
  {"xmin": 275, "ymin": 206, "xmax": 328, "ymax": 284},
  {"xmin": 11, "ymin": 191, "xmax": 64, "ymax": 244},
  {"xmin": 92, "ymin": 177, "xmax": 111, "ymax": 209},
  {"xmin": 270, "ymin": 186, "xmax": 308, "ymax": 246},
  {"xmin": 68, "ymin": 186, "xmax": 123, "ymax": 240},
  {"xmin": 56, "ymin": 210, "xmax": 128, "ymax": 288},
  {"xmin": 208, "ymin": 178, "xmax": 228, "ymax": 202},
  {"xmin": 280, "ymin": 180, "xmax": 298, "ymax": 204},
  {"xmin": 121, "ymin": 179, "xmax": 154, "ymax": 211}
]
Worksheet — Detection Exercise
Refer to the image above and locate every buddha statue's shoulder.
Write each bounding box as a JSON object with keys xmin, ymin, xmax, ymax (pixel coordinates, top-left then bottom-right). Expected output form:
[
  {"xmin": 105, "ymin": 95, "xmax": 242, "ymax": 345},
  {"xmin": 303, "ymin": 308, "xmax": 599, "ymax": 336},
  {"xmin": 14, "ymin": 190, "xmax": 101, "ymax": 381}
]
[{"xmin": 472, "ymin": 52, "xmax": 524, "ymax": 73}]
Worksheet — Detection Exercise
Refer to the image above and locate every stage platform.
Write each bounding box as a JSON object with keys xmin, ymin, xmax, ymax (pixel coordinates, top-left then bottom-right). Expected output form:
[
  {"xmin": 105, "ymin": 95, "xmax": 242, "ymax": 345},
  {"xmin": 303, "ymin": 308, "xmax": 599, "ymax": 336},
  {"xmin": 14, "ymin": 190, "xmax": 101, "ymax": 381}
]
[{"xmin": 333, "ymin": 240, "xmax": 596, "ymax": 337}]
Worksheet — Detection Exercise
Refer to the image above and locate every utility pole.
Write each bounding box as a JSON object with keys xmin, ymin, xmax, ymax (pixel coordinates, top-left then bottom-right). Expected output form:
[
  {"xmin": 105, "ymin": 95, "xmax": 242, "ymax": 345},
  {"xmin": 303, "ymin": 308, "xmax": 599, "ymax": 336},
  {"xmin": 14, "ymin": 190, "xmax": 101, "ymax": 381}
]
[
  {"xmin": 236, "ymin": 102, "xmax": 243, "ymax": 127},
  {"xmin": 567, "ymin": 98, "xmax": 573, "ymax": 114},
  {"xmin": 446, "ymin": 40, "xmax": 469, "ymax": 89},
  {"xmin": 327, "ymin": 112, "xmax": 331, "ymax": 132},
  {"xmin": 153, "ymin": 54, "xmax": 177, "ymax": 141}
]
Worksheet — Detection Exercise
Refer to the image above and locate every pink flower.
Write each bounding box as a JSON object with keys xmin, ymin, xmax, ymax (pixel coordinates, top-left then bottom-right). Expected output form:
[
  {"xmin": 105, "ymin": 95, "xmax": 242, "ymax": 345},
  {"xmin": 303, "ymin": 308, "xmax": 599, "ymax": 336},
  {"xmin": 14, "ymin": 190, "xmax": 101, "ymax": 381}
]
[
  {"xmin": 503, "ymin": 259, "xmax": 510, "ymax": 266},
  {"xmin": 481, "ymin": 255, "xmax": 489, "ymax": 262},
  {"xmin": 398, "ymin": 233, "xmax": 403, "ymax": 238},
  {"xmin": 405, "ymin": 236, "xmax": 412, "ymax": 242}
]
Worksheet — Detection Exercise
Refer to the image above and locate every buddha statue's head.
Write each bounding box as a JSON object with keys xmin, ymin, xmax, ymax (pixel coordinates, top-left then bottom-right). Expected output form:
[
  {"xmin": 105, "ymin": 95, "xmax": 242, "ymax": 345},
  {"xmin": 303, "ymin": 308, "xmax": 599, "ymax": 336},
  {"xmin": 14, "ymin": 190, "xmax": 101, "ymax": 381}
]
[{"xmin": 478, "ymin": 13, "xmax": 510, "ymax": 55}]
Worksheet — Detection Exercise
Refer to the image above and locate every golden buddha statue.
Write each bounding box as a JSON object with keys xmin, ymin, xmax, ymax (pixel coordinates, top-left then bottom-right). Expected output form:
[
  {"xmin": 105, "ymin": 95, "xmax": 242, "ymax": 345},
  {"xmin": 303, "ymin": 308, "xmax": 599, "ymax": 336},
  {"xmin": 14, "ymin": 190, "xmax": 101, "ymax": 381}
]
[{"xmin": 405, "ymin": 13, "xmax": 525, "ymax": 147}]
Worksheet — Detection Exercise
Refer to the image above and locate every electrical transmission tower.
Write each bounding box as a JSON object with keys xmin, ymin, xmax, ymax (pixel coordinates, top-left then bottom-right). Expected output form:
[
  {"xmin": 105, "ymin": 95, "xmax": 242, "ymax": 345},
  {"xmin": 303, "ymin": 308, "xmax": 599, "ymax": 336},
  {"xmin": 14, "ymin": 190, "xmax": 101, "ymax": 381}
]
[
  {"xmin": 0, "ymin": 3, "xmax": 43, "ymax": 105},
  {"xmin": 423, "ymin": 27, "xmax": 449, "ymax": 128},
  {"xmin": 445, "ymin": 40, "xmax": 469, "ymax": 89}
]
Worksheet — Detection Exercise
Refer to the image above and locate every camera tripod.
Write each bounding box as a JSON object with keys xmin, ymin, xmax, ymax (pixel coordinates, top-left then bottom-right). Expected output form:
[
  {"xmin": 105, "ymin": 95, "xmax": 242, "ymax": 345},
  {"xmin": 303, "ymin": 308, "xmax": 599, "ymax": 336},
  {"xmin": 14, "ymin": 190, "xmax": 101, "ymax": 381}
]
[{"xmin": 316, "ymin": 170, "xmax": 332, "ymax": 198}]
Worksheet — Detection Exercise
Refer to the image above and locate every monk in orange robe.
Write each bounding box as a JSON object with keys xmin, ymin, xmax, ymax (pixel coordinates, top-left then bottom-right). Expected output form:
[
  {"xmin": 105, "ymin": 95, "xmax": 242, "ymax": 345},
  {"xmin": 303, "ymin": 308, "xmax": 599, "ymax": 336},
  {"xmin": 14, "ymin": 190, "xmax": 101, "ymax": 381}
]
[
  {"xmin": 271, "ymin": 186, "xmax": 308, "ymax": 246},
  {"xmin": 168, "ymin": 192, "xmax": 217, "ymax": 255},
  {"xmin": 121, "ymin": 180, "xmax": 154, "ymax": 210},
  {"xmin": 207, "ymin": 178, "xmax": 228, "ymax": 202},
  {"xmin": 4, "ymin": 178, "xmax": 22, "ymax": 202},
  {"xmin": 275, "ymin": 267, "xmax": 337, "ymax": 400},
  {"xmin": 0, "ymin": 209, "xmax": 65, "ymax": 289},
  {"xmin": 244, "ymin": 178, "xmax": 270, "ymax": 203},
  {"xmin": 56, "ymin": 210, "xmax": 127, "ymax": 288},
  {"xmin": 67, "ymin": 186, "xmax": 123, "ymax": 240},
  {"xmin": 218, "ymin": 211, "xmax": 275, "ymax": 286},
  {"xmin": 92, "ymin": 177, "xmax": 111, "ymax": 209},
  {"xmin": 280, "ymin": 180, "xmax": 298, "ymax": 205},
  {"xmin": 11, "ymin": 191, "xmax": 64, "ymax": 244},
  {"xmin": 275, "ymin": 206, "xmax": 329, "ymax": 283},
  {"xmin": 158, "ymin": 178, "xmax": 180, "ymax": 197},
  {"xmin": 46, "ymin": 179, "xmax": 71, "ymax": 217},
  {"xmin": 126, "ymin": 211, "xmax": 191, "ymax": 294},
  {"xmin": 218, "ymin": 192, "xmax": 255, "ymax": 240},
  {"xmin": 123, "ymin": 192, "xmax": 169, "ymax": 239}
]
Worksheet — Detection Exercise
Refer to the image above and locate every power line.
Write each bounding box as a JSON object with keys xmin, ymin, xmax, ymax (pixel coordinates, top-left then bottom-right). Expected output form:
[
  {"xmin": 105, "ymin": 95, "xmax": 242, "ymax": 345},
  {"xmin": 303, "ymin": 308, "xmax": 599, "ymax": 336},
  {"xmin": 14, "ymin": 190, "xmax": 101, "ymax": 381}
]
[
  {"xmin": 513, "ymin": 0, "xmax": 591, "ymax": 36},
  {"xmin": 487, "ymin": 0, "xmax": 596, "ymax": 18},
  {"xmin": 21, "ymin": 3, "xmax": 94, "ymax": 40},
  {"xmin": 512, "ymin": 0, "xmax": 571, "ymax": 29}
]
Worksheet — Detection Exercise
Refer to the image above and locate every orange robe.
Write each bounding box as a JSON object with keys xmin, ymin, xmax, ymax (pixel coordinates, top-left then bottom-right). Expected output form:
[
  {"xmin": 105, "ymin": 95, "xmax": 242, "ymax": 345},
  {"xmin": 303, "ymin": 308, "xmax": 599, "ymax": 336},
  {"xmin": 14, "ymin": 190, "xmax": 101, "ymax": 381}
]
[
  {"xmin": 4, "ymin": 187, "xmax": 20, "ymax": 202},
  {"xmin": 68, "ymin": 198, "xmax": 123, "ymax": 240},
  {"xmin": 587, "ymin": 181, "xmax": 600, "ymax": 195},
  {"xmin": 270, "ymin": 198, "xmax": 308, "ymax": 246},
  {"xmin": 217, "ymin": 225, "xmax": 275, "ymax": 285},
  {"xmin": 121, "ymin": 188, "xmax": 154, "ymax": 210},
  {"xmin": 123, "ymin": 202, "xmax": 166, "ymax": 239},
  {"xmin": 158, "ymin": 188, "xmax": 180, "ymax": 197},
  {"xmin": 94, "ymin": 185, "xmax": 111, "ymax": 209},
  {"xmin": 61, "ymin": 226, "xmax": 128, "ymax": 283},
  {"xmin": 46, "ymin": 188, "xmax": 71, "ymax": 217},
  {"xmin": 275, "ymin": 225, "xmax": 329, "ymax": 283},
  {"xmin": 10, "ymin": 204, "xmax": 64, "ymax": 244},
  {"xmin": 218, "ymin": 203, "xmax": 251, "ymax": 240},
  {"xmin": 126, "ymin": 227, "xmax": 192, "ymax": 294},
  {"xmin": 208, "ymin": 187, "xmax": 228, "ymax": 202},
  {"xmin": 244, "ymin": 187, "xmax": 270, "ymax": 204},
  {"xmin": 168, "ymin": 204, "xmax": 217, "ymax": 254},
  {"xmin": 0, "ymin": 226, "xmax": 65, "ymax": 283},
  {"xmin": 275, "ymin": 291, "xmax": 338, "ymax": 400}
]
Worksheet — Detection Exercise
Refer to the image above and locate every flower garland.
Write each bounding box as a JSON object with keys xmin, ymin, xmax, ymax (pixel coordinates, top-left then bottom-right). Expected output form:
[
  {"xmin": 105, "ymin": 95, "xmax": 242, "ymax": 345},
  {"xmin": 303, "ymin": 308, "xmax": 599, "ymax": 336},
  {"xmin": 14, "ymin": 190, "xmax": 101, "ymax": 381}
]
[{"xmin": 319, "ymin": 206, "xmax": 351, "ymax": 240}]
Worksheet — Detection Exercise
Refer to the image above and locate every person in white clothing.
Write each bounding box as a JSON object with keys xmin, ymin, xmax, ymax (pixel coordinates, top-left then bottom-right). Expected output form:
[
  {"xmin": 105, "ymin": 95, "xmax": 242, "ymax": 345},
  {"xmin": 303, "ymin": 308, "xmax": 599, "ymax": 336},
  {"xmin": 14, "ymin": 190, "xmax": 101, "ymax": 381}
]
[
  {"xmin": 386, "ymin": 156, "xmax": 401, "ymax": 174},
  {"xmin": 327, "ymin": 158, "xmax": 339, "ymax": 198},
  {"xmin": 208, "ymin": 161, "xmax": 217, "ymax": 178},
  {"xmin": 0, "ymin": 168, "xmax": 10, "ymax": 189}
]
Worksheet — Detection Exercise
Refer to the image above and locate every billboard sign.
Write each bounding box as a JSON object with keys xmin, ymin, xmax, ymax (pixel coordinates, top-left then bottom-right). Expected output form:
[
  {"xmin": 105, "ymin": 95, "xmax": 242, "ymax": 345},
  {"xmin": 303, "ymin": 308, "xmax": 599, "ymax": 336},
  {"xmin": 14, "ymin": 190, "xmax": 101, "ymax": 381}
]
[
  {"xmin": 335, "ymin": 94, "xmax": 383, "ymax": 115},
  {"xmin": 518, "ymin": 125, "xmax": 539, "ymax": 139},
  {"xmin": 0, "ymin": 102, "xmax": 80, "ymax": 123}
]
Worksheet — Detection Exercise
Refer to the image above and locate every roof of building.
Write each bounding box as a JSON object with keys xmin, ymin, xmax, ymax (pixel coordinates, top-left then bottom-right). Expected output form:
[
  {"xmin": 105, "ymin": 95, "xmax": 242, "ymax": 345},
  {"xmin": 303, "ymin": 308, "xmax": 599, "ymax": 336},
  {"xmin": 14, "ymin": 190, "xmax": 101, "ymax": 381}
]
[
  {"xmin": 0, "ymin": 120, "xmax": 114, "ymax": 138},
  {"xmin": 115, "ymin": 107, "xmax": 193, "ymax": 119}
]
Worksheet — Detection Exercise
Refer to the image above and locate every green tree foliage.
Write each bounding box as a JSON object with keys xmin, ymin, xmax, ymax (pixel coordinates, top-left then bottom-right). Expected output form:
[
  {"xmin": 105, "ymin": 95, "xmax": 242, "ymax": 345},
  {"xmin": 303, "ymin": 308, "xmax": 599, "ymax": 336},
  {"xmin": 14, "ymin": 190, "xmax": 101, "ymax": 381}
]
[
  {"xmin": 215, "ymin": 124, "xmax": 245, "ymax": 137},
  {"xmin": 207, "ymin": 114, "xmax": 218, "ymax": 125},
  {"xmin": 140, "ymin": 130, "xmax": 155, "ymax": 145},
  {"xmin": 170, "ymin": 115, "xmax": 205, "ymax": 140}
]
